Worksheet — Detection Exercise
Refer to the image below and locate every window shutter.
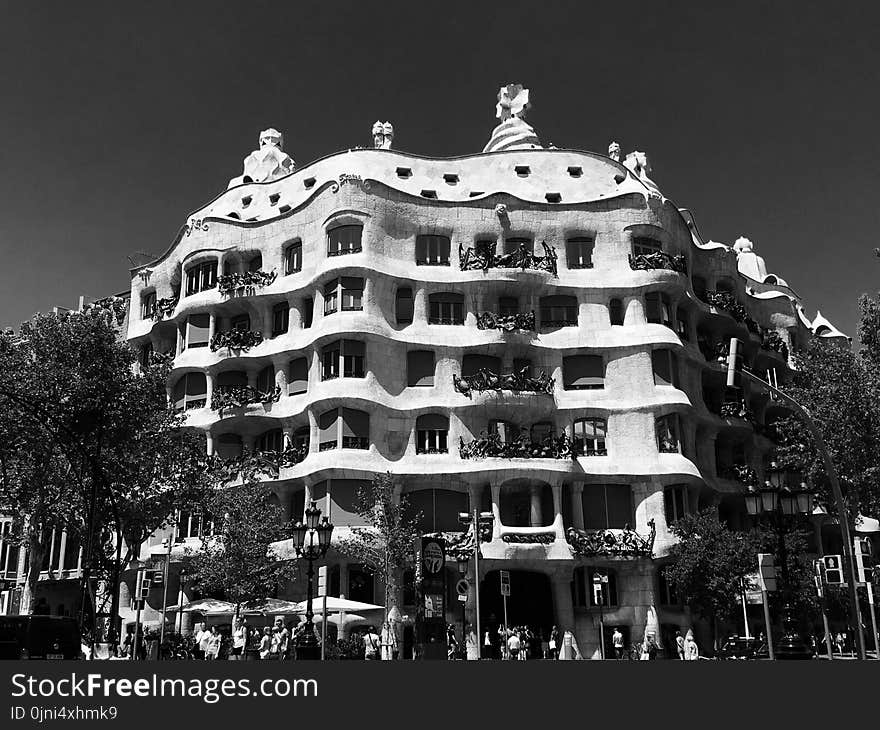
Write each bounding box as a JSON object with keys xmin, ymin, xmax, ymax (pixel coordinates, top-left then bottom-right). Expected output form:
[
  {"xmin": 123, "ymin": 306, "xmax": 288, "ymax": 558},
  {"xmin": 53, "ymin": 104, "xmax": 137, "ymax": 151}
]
[
  {"xmin": 257, "ymin": 366, "xmax": 274, "ymax": 393},
  {"xmin": 645, "ymin": 292, "xmax": 661, "ymax": 323},
  {"xmin": 582, "ymin": 484, "xmax": 608, "ymax": 530},
  {"xmin": 606, "ymin": 485, "xmax": 633, "ymax": 528},
  {"xmin": 563, "ymin": 355, "xmax": 604, "ymax": 389},
  {"xmin": 186, "ymin": 314, "xmax": 211, "ymax": 348},
  {"xmin": 343, "ymin": 339, "xmax": 366, "ymax": 356},
  {"xmin": 318, "ymin": 409, "xmax": 339, "ymax": 447},
  {"xmin": 416, "ymin": 414, "xmax": 449, "ymax": 431},
  {"xmin": 396, "ymin": 287, "xmax": 414, "ymax": 323},
  {"xmin": 407, "ymin": 351, "xmax": 435, "ymax": 387},
  {"xmin": 652, "ymin": 350, "xmax": 673, "ymax": 386},
  {"xmin": 288, "ymin": 357, "xmax": 308, "ymax": 395},
  {"xmin": 172, "ymin": 377, "xmax": 186, "ymax": 411},
  {"xmin": 342, "ymin": 408, "xmax": 369, "ymax": 438}
]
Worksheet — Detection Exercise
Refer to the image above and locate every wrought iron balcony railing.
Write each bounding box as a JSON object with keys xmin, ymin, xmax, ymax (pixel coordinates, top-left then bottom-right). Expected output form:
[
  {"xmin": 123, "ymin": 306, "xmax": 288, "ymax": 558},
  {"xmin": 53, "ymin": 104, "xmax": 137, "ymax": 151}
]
[
  {"xmin": 759, "ymin": 327, "xmax": 789, "ymax": 359},
  {"xmin": 502, "ymin": 532, "xmax": 556, "ymax": 544},
  {"xmin": 210, "ymin": 444, "xmax": 308, "ymax": 484},
  {"xmin": 475, "ymin": 310, "xmax": 536, "ymax": 332},
  {"xmin": 217, "ymin": 270, "xmax": 277, "ymax": 297},
  {"xmin": 702, "ymin": 291, "xmax": 759, "ymax": 333},
  {"xmin": 719, "ymin": 400, "xmax": 757, "ymax": 426},
  {"xmin": 628, "ymin": 251, "xmax": 687, "ymax": 275},
  {"xmin": 211, "ymin": 384, "xmax": 281, "ymax": 416},
  {"xmin": 453, "ymin": 368, "xmax": 554, "ymax": 398},
  {"xmin": 459, "ymin": 241, "xmax": 558, "ymax": 276},
  {"xmin": 459, "ymin": 432, "xmax": 573, "ymax": 460},
  {"xmin": 210, "ymin": 328, "xmax": 264, "ymax": 352},
  {"xmin": 152, "ymin": 297, "xmax": 179, "ymax": 321},
  {"xmin": 717, "ymin": 463, "xmax": 759, "ymax": 488},
  {"xmin": 566, "ymin": 520, "xmax": 655, "ymax": 557},
  {"xmin": 342, "ymin": 436, "xmax": 370, "ymax": 450}
]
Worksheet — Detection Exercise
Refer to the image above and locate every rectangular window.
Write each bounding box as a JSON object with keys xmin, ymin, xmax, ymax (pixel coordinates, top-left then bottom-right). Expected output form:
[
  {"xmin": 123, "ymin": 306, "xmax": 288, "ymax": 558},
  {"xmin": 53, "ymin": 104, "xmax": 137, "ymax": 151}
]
[
  {"xmin": 656, "ymin": 414, "xmax": 681, "ymax": 453},
  {"xmin": 324, "ymin": 278, "xmax": 339, "ymax": 315},
  {"xmin": 416, "ymin": 235, "xmax": 451, "ymax": 265},
  {"xmin": 396, "ymin": 287, "xmax": 413, "ymax": 324},
  {"xmin": 288, "ymin": 357, "xmax": 308, "ymax": 395},
  {"xmin": 633, "ymin": 237, "xmax": 662, "ymax": 257},
  {"xmin": 574, "ymin": 418, "xmax": 607, "ymax": 456},
  {"xmin": 230, "ymin": 313, "xmax": 250, "ymax": 331},
  {"xmin": 341, "ymin": 277, "xmax": 364, "ymax": 311},
  {"xmin": 341, "ymin": 408, "xmax": 370, "ymax": 449},
  {"xmin": 185, "ymin": 261, "xmax": 217, "ymax": 296},
  {"xmin": 652, "ymin": 350, "xmax": 678, "ymax": 387},
  {"xmin": 342, "ymin": 340, "xmax": 365, "ymax": 378},
  {"xmin": 563, "ymin": 355, "xmax": 605, "ymax": 390},
  {"xmin": 272, "ymin": 303, "xmax": 289, "ymax": 338},
  {"xmin": 407, "ymin": 350, "xmax": 435, "ymax": 387},
  {"xmin": 566, "ymin": 238, "xmax": 594, "ymax": 269},
  {"xmin": 676, "ymin": 308, "xmax": 689, "ymax": 341},
  {"xmin": 503, "ymin": 237, "xmax": 532, "ymax": 255},
  {"xmin": 319, "ymin": 409, "xmax": 339, "ymax": 451},
  {"xmin": 285, "ymin": 242, "xmax": 302, "ymax": 274},
  {"xmin": 185, "ymin": 314, "xmax": 211, "ymax": 349},
  {"xmin": 322, "ymin": 342, "xmax": 340, "ymax": 380},
  {"xmin": 302, "ymin": 297, "xmax": 313, "ymax": 328},
  {"xmin": 513, "ymin": 358, "xmax": 532, "ymax": 377},
  {"xmin": 664, "ymin": 485, "xmax": 689, "ymax": 525},
  {"xmin": 540, "ymin": 296, "xmax": 578, "ymax": 327},
  {"xmin": 498, "ymin": 297, "xmax": 519, "ymax": 317},
  {"xmin": 583, "ymin": 484, "xmax": 633, "ymax": 529},
  {"xmin": 428, "ymin": 294, "xmax": 464, "ymax": 325},
  {"xmin": 141, "ymin": 291, "xmax": 156, "ymax": 319},
  {"xmin": 328, "ymin": 225, "xmax": 362, "ymax": 256},
  {"xmin": 489, "ymin": 420, "xmax": 518, "ymax": 443}
]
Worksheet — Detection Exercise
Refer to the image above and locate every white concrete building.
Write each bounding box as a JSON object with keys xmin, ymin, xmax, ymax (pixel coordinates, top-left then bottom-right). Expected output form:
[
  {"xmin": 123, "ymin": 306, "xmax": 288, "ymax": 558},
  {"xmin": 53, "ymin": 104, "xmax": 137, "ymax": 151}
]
[{"xmin": 123, "ymin": 86, "xmax": 848, "ymax": 657}]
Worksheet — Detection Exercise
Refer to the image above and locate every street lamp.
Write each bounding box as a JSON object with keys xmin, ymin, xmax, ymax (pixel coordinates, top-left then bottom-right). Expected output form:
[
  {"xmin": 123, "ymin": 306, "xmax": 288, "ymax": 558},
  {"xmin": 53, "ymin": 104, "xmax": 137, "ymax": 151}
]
[
  {"xmin": 291, "ymin": 501, "xmax": 334, "ymax": 660},
  {"xmin": 746, "ymin": 463, "xmax": 814, "ymax": 660},
  {"xmin": 458, "ymin": 509, "xmax": 494, "ymax": 660}
]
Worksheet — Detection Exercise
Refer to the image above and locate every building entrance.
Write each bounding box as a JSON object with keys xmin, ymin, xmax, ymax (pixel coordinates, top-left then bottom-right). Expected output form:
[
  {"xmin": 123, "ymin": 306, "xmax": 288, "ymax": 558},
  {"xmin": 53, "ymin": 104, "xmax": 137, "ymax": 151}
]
[{"xmin": 480, "ymin": 570, "xmax": 554, "ymax": 650}]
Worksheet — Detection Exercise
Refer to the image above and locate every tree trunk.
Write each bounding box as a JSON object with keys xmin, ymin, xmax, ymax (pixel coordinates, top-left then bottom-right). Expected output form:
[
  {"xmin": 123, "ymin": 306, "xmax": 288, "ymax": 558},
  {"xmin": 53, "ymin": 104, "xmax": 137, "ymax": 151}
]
[{"xmin": 20, "ymin": 530, "xmax": 46, "ymax": 615}]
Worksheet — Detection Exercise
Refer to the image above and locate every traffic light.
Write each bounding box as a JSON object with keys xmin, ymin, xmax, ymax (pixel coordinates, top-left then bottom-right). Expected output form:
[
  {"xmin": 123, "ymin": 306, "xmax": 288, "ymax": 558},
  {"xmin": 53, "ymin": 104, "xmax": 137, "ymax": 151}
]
[
  {"xmin": 757, "ymin": 553, "xmax": 777, "ymax": 592},
  {"xmin": 822, "ymin": 554, "xmax": 844, "ymax": 585},
  {"xmin": 854, "ymin": 538, "xmax": 874, "ymax": 584},
  {"xmin": 725, "ymin": 337, "xmax": 745, "ymax": 388},
  {"xmin": 137, "ymin": 570, "xmax": 152, "ymax": 599}
]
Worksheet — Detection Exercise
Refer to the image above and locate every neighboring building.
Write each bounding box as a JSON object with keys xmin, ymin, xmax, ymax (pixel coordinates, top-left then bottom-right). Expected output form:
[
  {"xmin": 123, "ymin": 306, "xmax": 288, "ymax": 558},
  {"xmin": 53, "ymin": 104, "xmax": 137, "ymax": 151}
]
[{"xmin": 123, "ymin": 86, "xmax": 853, "ymax": 656}]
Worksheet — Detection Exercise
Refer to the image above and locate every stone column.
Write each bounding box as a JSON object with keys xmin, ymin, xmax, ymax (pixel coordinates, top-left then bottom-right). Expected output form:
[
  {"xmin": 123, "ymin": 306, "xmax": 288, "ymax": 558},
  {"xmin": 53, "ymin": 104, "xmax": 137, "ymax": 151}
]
[
  {"xmin": 205, "ymin": 431, "xmax": 214, "ymax": 456},
  {"xmin": 208, "ymin": 312, "xmax": 217, "ymax": 342},
  {"xmin": 529, "ymin": 485, "xmax": 543, "ymax": 527},
  {"xmin": 412, "ymin": 286, "xmax": 427, "ymax": 325},
  {"xmin": 551, "ymin": 483, "xmax": 565, "ymax": 539},
  {"xmin": 624, "ymin": 295, "xmax": 646, "ymax": 326},
  {"xmin": 551, "ymin": 568, "xmax": 576, "ymax": 639},
  {"xmin": 205, "ymin": 372, "xmax": 214, "ymax": 410},
  {"xmin": 571, "ymin": 483, "xmax": 585, "ymax": 530},
  {"xmin": 490, "ymin": 484, "xmax": 502, "ymax": 539}
]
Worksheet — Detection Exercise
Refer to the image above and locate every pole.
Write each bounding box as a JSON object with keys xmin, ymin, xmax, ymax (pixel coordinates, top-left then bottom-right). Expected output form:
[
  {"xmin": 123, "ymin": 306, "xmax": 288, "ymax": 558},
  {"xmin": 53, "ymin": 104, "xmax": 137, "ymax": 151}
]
[
  {"xmin": 159, "ymin": 539, "xmax": 171, "ymax": 658},
  {"xmin": 320, "ymin": 593, "xmax": 327, "ymax": 661},
  {"xmin": 740, "ymin": 579, "xmax": 751, "ymax": 640},
  {"xmin": 502, "ymin": 593, "xmax": 509, "ymax": 659},
  {"xmin": 133, "ymin": 568, "xmax": 144, "ymax": 661},
  {"xmin": 599, "ymin": 601, "xmax": 605, "ymax": 660},
  {"xmin": 473, "ymin": 507, "xmax": 481, "ymax": 660},
  {"xmin": 740, "ymin": 369, "xmax": 866, "ymax": 659},
  {"xmin": 819, "ymin": 586, "xmax": 834, "ymax": 659},
  {"xmin": 867, "ymin": 583, "xmax": 879, "ymax": 658},
  {"xmin": 761, "ymin": 588, "xmax": 775, "ymax": 661}
]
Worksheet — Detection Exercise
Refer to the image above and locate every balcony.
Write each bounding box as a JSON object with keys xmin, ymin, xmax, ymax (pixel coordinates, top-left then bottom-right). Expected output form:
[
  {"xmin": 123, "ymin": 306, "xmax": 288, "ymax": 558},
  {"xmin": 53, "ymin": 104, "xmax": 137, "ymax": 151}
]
[
  {"xmin": 566, "ymin": 520, "xmax": 656, "ymax": 557},
  {"xmin": 342, "ymin": 436, "xmax": 370, "ymax": 450},
  {"xmin": 475, "ymin": 310, "xmax": 536, "ymax": 332},
  {"xmin": 459, "ymin": 241, "xmax": 558, "ymax": 276},
  {"xmin": 459, "ymin": 432, "xmax": 573, "ymax": 460},
  {"xmin": 210, "ymin": 384, "xmax": 281, "ymax": 416},
  {"xmin": 211, "ymin": 444, "xmax": 308, "ymax": 484},
  {"xmin": 453, "ymin": 368, "xmax": 554, "ymax": 398},
  {"xmin": 717, "ymin": 463, "xmax": 759, "ymax": 488},
  {"xmin": 702, "ymin": 291, "xmax": 759, "ymax": 333},
  {"xmin": 759, "ymin": 327, "xmax": 789, "ymax": 359},
  {"xmin": 210, "ymin": 328, "xmax": 264, "ymax": 352},
  {"xmin": 151, "ymin": 296, "xmax": 178, "ymax": 321},
  {"xmin": 217, "ymin": 270, "xmax": 277, "ymax": 297},
  {"xmin": 720, "ymin": 399, "xmax": 757, "ymax": 427},
  {"xmin": 628, "ymin": 251, "xmax": 687, "ymax": 275}
]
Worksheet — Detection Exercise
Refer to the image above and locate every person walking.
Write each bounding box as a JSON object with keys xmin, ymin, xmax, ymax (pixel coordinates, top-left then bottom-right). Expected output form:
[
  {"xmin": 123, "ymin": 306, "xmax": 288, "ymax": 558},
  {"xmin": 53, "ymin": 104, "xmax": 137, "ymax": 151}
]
[
  {"xmin": 557, "ymin": 628, "xmax": 581, "ymax": 660},
  {"xmin": 205, "ymin": 626, "xmax": 221, "ymax": 660},
  {"xmin": 363, "ymin": 626, "xmax": 381, "ymax": 660},
  {"xmin": 259, "ymin": 627, "xmax": 272, "ymax": 659},
  {"xmin": 612, "ymin": 627, "xmax": 624, "ymax": 660},
  {"xmin": 271, "ymin": 618, "xmax": 289, "ymax": 660},
  {"xmin": 675, "ymin": 630, "xmax": 685, "ymax": 660},
  {"xmin": 683, "ymin": 629, "xmax": 699, "ymax": 661},
  {"xmin": 231, "ymin": 617, "xmax": 248, "ymax": 660},
  {"xmin": 198, "ymin": 623, "xmax": 212, "ymax": 660},
  {"xmin": 483, "ymin": 629, "xmax": 492, "ymax": 660},
  {"xmin": 549, "ymin": 626, "xmax": 559, "ymax": 660},
  {"xmin": 506, "ymin": 629, "xmax": 521, "ymax": 660}
]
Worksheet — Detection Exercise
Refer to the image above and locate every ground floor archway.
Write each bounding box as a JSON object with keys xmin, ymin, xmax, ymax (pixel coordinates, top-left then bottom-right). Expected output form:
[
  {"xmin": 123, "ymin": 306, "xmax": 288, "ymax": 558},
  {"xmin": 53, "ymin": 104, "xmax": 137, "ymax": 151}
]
[{"xmin": 479, "ymin": 569, "xmax": 554, "ymax": 657}]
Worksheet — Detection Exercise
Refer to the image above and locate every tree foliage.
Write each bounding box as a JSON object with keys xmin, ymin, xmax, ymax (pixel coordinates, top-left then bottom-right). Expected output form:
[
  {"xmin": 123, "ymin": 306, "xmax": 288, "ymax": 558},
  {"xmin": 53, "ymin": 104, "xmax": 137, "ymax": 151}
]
[
  {"xmin": 184, "ymin": 481, "xmax": 296, "ymax": 612},
  {"xmin": 336, "ymin": 473, "xmax": 422, "ymax": 614}
]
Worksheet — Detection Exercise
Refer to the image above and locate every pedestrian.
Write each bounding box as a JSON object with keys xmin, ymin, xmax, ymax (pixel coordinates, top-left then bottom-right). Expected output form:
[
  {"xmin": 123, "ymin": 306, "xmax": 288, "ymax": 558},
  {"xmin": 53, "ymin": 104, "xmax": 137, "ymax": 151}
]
[
  {"xmin": 465, "ymin": 624, "xmax": 478, "ymax": 660},
  {"xmin": 205, "ymin": 626, "xmax": 221, "ymax": 660},
  {"xmin": 549, "ymin": 625, "xmax": 559, "ymax": 660},
  {"xmin": 557, "ymin": 628, "xmax": 581, "ymax": 660},
  {"xmin": 483, "ymin": 629, "xmax": 492, "ymax": 660},
  {"xmin": 231, "ymin": 617, "xmax": 248, "ymax": 660},
  {"xmin": 506, "ymin": 629, "xmax": 521, "ymax": 660},
  {"xmin": 540, "ymin": 630, "xmax": 549, "ymax": 660},
  {"xmin": 675, "ymin": 630, "xmax": 685, "ymax": 660},
  {"xmin": 198, "ymin": 623, "xmax": 212, "ymax": 660},
  {"xmin": 271, "ymin": 618, "xmax": 289, "ymax": 660},
  {"xmin": 363, "ymin": 625, "xmax": 381, "ymax": 660},
  {"xmin": 259, "ymin": 627, "xmax": 272, "ymax": 659},
  {"xmin": 683, "ymin": 629, "xmax": 699, "ymax": 660},
  {"xmin": 122, "ymin": 627, "xmax": 134, "ymax": 660},
  {"xmin": 446, "ymin": 624, "xmax": 459, "ymax": 660},
  {"xmin": 612, "ymin": 627, "xmax": 624, "ymax": 660}
]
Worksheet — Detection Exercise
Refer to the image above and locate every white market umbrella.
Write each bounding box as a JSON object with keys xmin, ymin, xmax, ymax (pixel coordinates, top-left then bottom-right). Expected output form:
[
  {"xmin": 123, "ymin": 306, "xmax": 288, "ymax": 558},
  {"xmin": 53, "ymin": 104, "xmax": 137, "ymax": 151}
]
[
  {"xmin": 311, "ymin": 613, "xmax": 368, "ymax": 627},
  {"xmin": 239, "ymin": 598, "xmax": 301, "ymax": 615},
  {"xmin": 291, "ymin": 596, "xmax": 383, "ymax": 614},
  {"xmin": 179, "ymin": 598, "xmax": 235, "ymax": 614}
]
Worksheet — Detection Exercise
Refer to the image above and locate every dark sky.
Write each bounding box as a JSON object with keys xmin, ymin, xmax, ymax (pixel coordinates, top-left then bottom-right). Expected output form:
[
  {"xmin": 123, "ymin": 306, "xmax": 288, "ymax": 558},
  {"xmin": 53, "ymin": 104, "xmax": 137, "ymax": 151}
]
[{"xmin": 1, "ymin": 1, "xmax": 878, "ymax": 341}]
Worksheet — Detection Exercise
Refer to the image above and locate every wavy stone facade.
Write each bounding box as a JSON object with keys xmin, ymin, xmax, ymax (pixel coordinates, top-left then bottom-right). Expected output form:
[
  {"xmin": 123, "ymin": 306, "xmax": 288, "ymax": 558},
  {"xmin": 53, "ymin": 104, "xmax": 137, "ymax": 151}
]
[{"xmin": 125, "ymin": 124, "xmax": 846, "ymax": 657}]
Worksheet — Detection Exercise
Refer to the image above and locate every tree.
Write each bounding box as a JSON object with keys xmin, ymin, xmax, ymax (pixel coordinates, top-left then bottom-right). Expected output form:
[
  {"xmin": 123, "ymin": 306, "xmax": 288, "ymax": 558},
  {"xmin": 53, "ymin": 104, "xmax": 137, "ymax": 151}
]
[
  {"xmin": 336, "ymin": 473, "xmax": 422, "ymax": 621},
  {"xmin": 0, "ymin": 304, "xmax": 211, "ymax": 640},
  {"xmin": 184, "ymin": 481, "xmax": 297, "ymax": 615},
  {"xmin": 663, "ymin": 509, "xmax": 761, "ymax": 650}
]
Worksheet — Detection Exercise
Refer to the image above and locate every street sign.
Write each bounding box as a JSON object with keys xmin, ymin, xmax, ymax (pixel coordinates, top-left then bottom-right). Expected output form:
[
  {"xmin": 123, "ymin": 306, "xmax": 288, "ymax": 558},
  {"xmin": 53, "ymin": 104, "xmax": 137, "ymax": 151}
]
[
  {"xmin": 855, "ymin": 538, "xmax": 874, "ymax": 584},
  {"xmin": 317, "ymin": 565, "xmax": 327, "ymax": 598},
  {"xmin": 757, "ymin": 553, "xmax": 777, "ymax": 592},
  {"xmin": 743, "ymin": 572, "xmax": 763, "ymax": 603},
  {"xmin": 151, "ymin": 571, "xmax": 164, "ymax": 586},
  {"xmin": 422, "ymin": 539, "xmax": 445, "ymax": 574},
  {"xmin": 500, "ymin": 570, "xmax": 510, "ymax": 597},
  {"xmin": 457, "ymin": 594, "xmax": 468, "ymax": 603},
  {"xmin": 455, "ymin": 578, "xmax": 470, "ymax": 596},
  {"xmin": 822, "ymin": 554, "xmax": 844, "ymax": 585}
]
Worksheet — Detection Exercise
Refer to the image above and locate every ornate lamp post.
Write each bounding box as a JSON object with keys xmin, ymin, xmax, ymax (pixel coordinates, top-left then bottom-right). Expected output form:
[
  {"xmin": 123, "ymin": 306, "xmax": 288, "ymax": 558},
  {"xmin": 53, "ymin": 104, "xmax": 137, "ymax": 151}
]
[
  {"xmin": 291, "ymin": 501, "xmax": 334, "ymax": 660},
  {"xmin": 745, "ymin": 462, "xmax": 814, "ymax": 660}
]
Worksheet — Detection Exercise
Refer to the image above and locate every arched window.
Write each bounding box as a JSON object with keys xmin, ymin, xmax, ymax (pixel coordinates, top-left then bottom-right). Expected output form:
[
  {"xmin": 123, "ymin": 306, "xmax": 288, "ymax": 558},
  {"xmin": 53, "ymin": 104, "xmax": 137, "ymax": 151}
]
[
  {"xmin": 288, "ymin": 357, "xmax": 308, "ymax": 395},
  {"xmin": 139, "ymin": 342, "xmax": 154, "ymax": 370},
  {"xmin": 271, "ymin": 303, "xmax": 289, "ymax": 337},
  {"xmin": 215, "ymin": 434, "xmax": 243, "ymax": 460},
  {"xmin": 247, "ymin": 253, "xmax": 263, "ymax": 272},
  {"xmin": 428, "ymin": 293, "xmax": 464, "ymax": 325},
  {"xmin": 489, "ymin": 419, "xmax": 519, "ymax": 443},
  {"xmin": 573, "ymin": 418, "xmax": 607, "ymax": 456},
  {"xmin": 284, "ymin": 240, "xmax": 302, "ymax": 275},
  {"xmin": 301, "ymin": 297, "xmax": 313, "ymax": 329},
  {"xmin": 217, "ymin": 370, "xmax": 247, "ymax": 389},
  {"xmin": 407, "ymin": 350, "xmax": 435, "ymax": 387},
  {"xmin": 652, "ymin": 350, "xmax": 679, "ymax": 387},
  {"xmin": 664, "ymin": 484, "xmax": 689, "ymax": 525},
  {"xmin": 396, "ymin": 287, "xmax": 413, "ymax": 324},
  {"xmin": 327, "ymin": 225, "xmax": 363, "ymax": 256},
  {"xmin": 692, "ymin": 276, "xmax": 707, "ymax": 301},
  {"xmin": 416, "ymin": 235, "xmax": 451, "ymax": 266},
  {"xmin": 539, "ymin": 295, "xmax": 577, "ymax": 327},
  {"xmin": 498, "ymin": 296, "xmax": 519, "ymax": 316},
  {"xmin": 319, "ymin": 408, "xmax": 370, "ymax": 451},
  {"xmin": 563, "ymin": 355, "xmax": 604, "ymax": 390},
  {"xmin": 608, "ymin": 298, "xmax": 624, "ymax": 326},
  {"xmin": 171, "ymin": 372, "xmax": 207, "ymax": 411},
  {"xmin": 416, "ymin": 414, "xmax": 449, "ymax": 454},
  {"xmin": 321, "ymin": 340, "xmax": 365, "ymax": 380},
  {"xmin": 292, "ymin": 426, "xmax": 310, "ymax": 451},
  {"xmin": 503, "ymin": 237, "xmax": 532, "ymax": 255},
  {"xmin": 185, "ymin": 260, "xmax": 217, "ymax": 296},
  {"xmin": 140, "ymin": 290, "xmax": 157, "ymax": 320},
  {"xmin": 645, "ymin": 291, "xmax": 672, "ymax": 327},
  {"xmin": 257, "ymin": 429, "xmax": 284, "ymax": 453}
]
